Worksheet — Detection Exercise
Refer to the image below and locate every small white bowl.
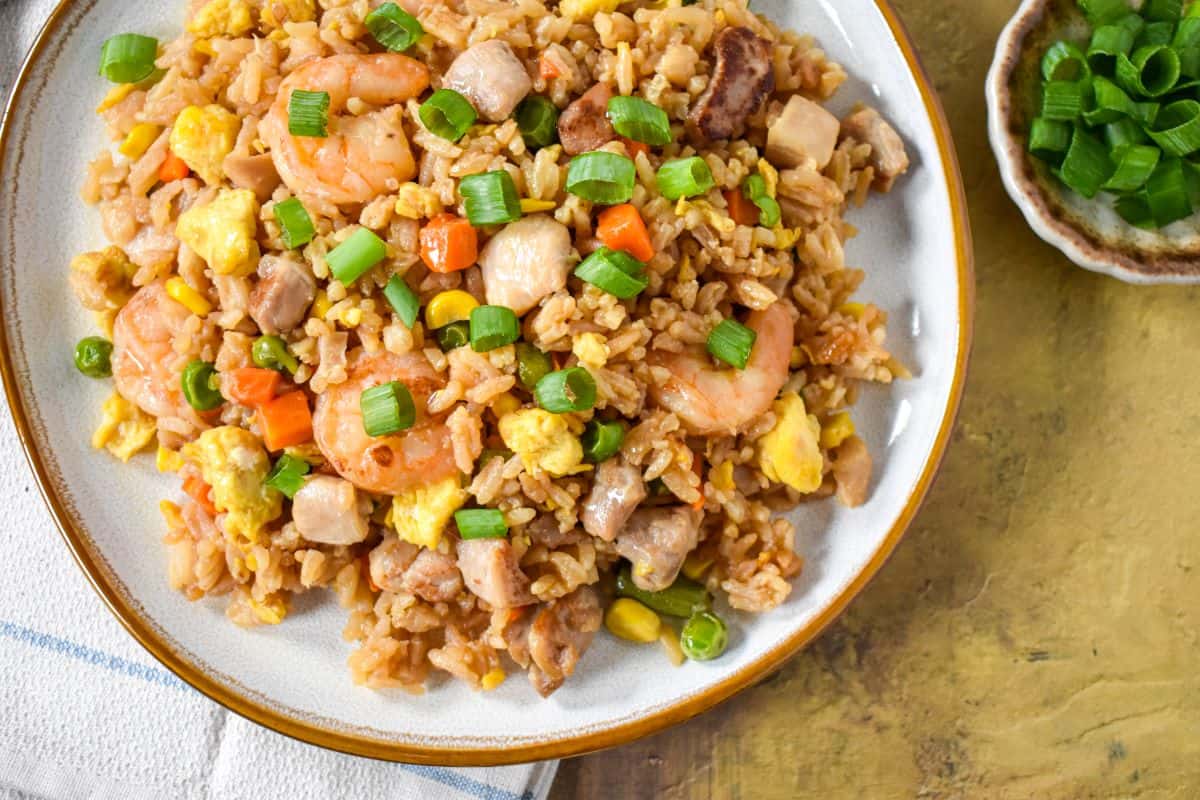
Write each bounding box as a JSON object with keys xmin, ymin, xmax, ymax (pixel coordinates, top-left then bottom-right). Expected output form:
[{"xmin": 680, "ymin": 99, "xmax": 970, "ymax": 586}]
[{"xmin": 988, "ymin": 0, "xmax": 1200, "ymax": 284}]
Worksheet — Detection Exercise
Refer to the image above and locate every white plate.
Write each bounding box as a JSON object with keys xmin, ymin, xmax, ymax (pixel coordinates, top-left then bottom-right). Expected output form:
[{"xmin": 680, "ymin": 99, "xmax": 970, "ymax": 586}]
[{"xmin": 0, "ymin": 0, "xmax": 971, "ymax": 764}]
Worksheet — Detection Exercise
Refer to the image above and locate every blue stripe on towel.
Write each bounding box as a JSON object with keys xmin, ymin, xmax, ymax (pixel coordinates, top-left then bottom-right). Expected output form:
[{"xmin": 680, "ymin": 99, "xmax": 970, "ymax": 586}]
[{"xmin": 400, "ymin": 764, "xmax": 534, "ymax": 800}]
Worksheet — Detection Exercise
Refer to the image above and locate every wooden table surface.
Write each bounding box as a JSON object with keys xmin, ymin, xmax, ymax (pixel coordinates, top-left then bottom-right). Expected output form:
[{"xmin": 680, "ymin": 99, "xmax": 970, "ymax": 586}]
[{"xmin": 550, "ymin": 1, "xmax": 1200, "ymax": 797}]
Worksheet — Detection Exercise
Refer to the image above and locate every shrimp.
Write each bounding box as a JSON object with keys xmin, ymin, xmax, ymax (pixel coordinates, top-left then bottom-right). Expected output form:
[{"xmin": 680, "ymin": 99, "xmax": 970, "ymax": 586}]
[
  {"xmin": 648, "ymin": 302, "xmax": 794, "ymax": 436},
  {"xmin": 312, "ymin": 350, "xmax": 458, "ymax": 495},
  {"xmin": 260, "ymin": 53, "xmax": 430, "ymax": 206},
  {"xmin": 111, "ymin": 281, "xmax": 203, "ymax": 425}
]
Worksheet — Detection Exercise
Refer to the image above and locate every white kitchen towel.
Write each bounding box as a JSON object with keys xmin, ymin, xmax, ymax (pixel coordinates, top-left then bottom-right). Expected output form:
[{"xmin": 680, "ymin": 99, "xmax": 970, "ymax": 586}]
[{"xmin": 0, "ymin": 4, "xmax": 557, "ymax": 799}]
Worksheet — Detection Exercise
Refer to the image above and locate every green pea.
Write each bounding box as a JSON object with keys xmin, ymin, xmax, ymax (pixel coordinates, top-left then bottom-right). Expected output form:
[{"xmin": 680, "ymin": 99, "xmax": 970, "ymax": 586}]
[
  {"xmin": 181, "ymin": 360, "xmax": 223, "ymax": 411},
  {"xmin": 515, "ymin": 342, "xmax": 552, "ymax": 389},
  {"xmin": 680, "ymin": 610, "xmax": 728, "ymax": 661},
  {"xmin": 436, "ymin": 320, "xmax": 470, "ymax": 351},
  {"xmin": 252, "ymin": 335, "xmax": 299, "ymax": 373},
  {"xmin": 74, "ymin": 336, "xmax": 113, "ymax": 378}
]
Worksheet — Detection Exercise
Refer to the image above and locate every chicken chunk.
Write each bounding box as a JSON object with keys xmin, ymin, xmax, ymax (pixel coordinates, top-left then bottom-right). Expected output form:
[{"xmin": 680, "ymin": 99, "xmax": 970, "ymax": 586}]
[
  {"xmin": 223, "ymin": 153, "xmax": 281, "ymax": 202},
  {"xmin": 478, "ymin": 215, "xmax": 573, "ymax": 315},
  {"xmin": 766, "ymin": 95, "xmax": 841, "ymax": 170},
  {"xmin": 688, "ymin": 27, "xmax": 774, "ymax": 140},
  {"xmin": 840, "ymin": 106, "xmax": 910, "ymax": 191},
  {"xmin": 832, "ymin": 434, "xmax": 872, "ymax": 508},
  {"xmin": 370, "ymin": 536, "xmax": 464, "ymax": 602},
  {"xmin": 580, "ymin": 459, "xmax": 647, "ymax": 542},
  {"xmin": 615, "ymin": 506, "xmax": 701, "ymax": 592},
  {"xmin": 457, "ymin": 537, "xmax": 535, "ymax": 609},
  {"xmin": 442, "ymin": 40, "xmax": 532, "ymax": 122},
  {"xmin": 526, "ymin": 585, "xmax": 602, "ymax": 696},
  {"xmin": 557, "ymin": 83, "xmax": 615, "ymax": 156},
  {"xmin": 249, "ymin": 255, "xmax": 316, "ymax": 335},
  {"xmin": 292, "ymin": 475, "xmax": 368, "ymax": 545}
]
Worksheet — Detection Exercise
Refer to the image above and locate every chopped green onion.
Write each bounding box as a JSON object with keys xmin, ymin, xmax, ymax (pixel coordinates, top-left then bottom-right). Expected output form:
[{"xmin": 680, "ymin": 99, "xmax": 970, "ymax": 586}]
[
  {"xmin": 99, "ymin": 34, "xmax": 158, "ymax": 84},
  {"xmin": 515, "ymin": 96, "xmax": 560, "ymax": 149},
  {"xmin": 288, "ymin": 90, "xmax": 331, "ymax": 137},
  {"xmin": 1087, "ymin": 24, "xmax": 1136, "ymax": 74},
  {"xmin": 1102, "ymin": 144, "xmax": 1161, "ymax": 191},
  {"xmin": 436, "ymin": 320, "xmax": 470, "ymax": 351},
  {"xmin": 459, "ymin": 170, "xmax": 521, "ymax": 225},
  {"xmin": 383, "ymin": 275, "xmax": 420, "ymax": 328},
  {"xmin": 574, "ymin": 247, "xmax": 649, "ymax": 299},
  {"xmin": 360, "ymin": 381, "xmax": 416, "ymax": 437},
  {"xmin": 1041, "ymin": 80, "xmax": 1086, "ymax": 121},
  {"xmin": 1178, "ymin": 45, "xmax": 1200, "ymax": 78},
  {"xmin": 606, "ymin": 96, "xmax": 672, "ymax": 146},
  {"xmin": 1029, "ymin": 117, "xmax": 1073, "ymax": 162},
  {"xmin": 252, "ymin": 335, "xmax": 299, "ymax": 373},
  {"xmin": 656, "ymin": 157, "xmax": 716, "ymax": 200},
  {"xmin": 1057, "ymin": 126, "xmax": 1114, "ymax": 198},
  {"xmin": 418, "ymin": 89, "xmax": 477, "ymax": 142},
  {"xmin": 364, "ymin": 2, "xmax": 424, "ymax": 52},
  {"xmin": 1115, "ymin": 45, "xmax": 1181, "ymax": 97},
  {"xmin": 565, "ymin": 152, "xmax": 637, "ymax": 205},
  {"xmin": 1115, "ymin": 193, "xmax": 1157, "ymax": 227},
  {"xmin": 273, "ymin": 198, "xmax": 315, "ymax": 249},
  {"xmin": 326, "ymin": 228, "xmax": 387, "ymax": 285},
  {"xmin": 1080, "ymin": 76, "xmax": 1130, "ymax": 126},
  {"xmin": 534, "ymin": 367, "xmax": 597, "ymax": 413},
  {"xmin": 1104, "ymin": 117, "xmax": 1149, "ymax": 151},
  {"xmin": 616, "ymin": 566, "xmax": 710, "ymax": 618},
  {"xmin": 1145, "ymin": 157, "xmax": 1194, "ymax": 225},
  {"xmin": 680, "ymin": 610, "xmax": 728, "ymax": 661},
  {"xmin": 265, "ymin": 454, "xmax": 310, "ymax": 499},
  {"xmin": 74, "ymin": 336, "xmax": 113, "ymax": 378},
  {"xmin": 743, "ymin": 173, "xmax": 769, "ymax": 200},
  {"xmin": 1113, "ymin": 13, "xmax": 1146, "ymax": 36},
  {"xmin": 581, "ymin": 419, "xmax": 625, "ymax": 462},
  {"xmin": 455, "ymin": 508, "xmax": 509, "ymax": 539},
  {"xmin": 742, "ymin": 175, "xmax": 781, "ymax": 226},
  {"xmin": 1148, "ymin": 99, "xmax": 1200, "ymax": 155},
  {"xmin": 1080, "ymin": 0, "xmax": 1131, "ymax": 26},
  {"xmin": 1043, "ymin": 41, "xmax": 1091, "ymax": 81},
  {"xmin": 469, "ymin": 305, "xmax": 520, "ymax": 352},
  {"xmin": 1175, "ymin": 14, "xmax": 1200, "ymax": 48},
  {"xmin": 515, "ymin": 343, "xmax": 553, "ymax": 389},
  {"xmin": 707, "ymin": 318, "xmax": 756, "ymax": 369},
  {"xmin": 181, "ymin": 360, "xmax": 223, "ymax": 411},
  {"xmin": 1137, "ymin": 20, "xmax": 1177, "ymax": 47},
  {"xmin": 1143, "ymin": 0, "xmax": 1183, "ymax": 22}
]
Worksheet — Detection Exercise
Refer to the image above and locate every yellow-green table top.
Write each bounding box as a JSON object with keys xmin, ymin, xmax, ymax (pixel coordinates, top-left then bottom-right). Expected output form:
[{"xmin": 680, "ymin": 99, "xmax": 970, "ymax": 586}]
[{"xmin": 553, "ymin": 1, "xmax": 1200, "ymax": 796}]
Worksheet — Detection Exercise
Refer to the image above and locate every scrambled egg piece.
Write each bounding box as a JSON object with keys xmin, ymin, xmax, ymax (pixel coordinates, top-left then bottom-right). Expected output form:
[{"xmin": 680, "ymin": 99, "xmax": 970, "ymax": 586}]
[
  {"xmin": 176, "ymin": 189, "xmax": 261, "ymax": 277},
  {"xmin": 572, "ymin": 333, "xmax": 609, "ymax": 369},
  {"xmin": 69, "ymin": 246, "xmax": 135, "ymax": 312},
  {"xmin": 675, "ymin": 197, "xmax": 737, "ymax": 235},
  {"xmin": 559, "ymin": 0, "xmax": 621, "ymax": 19},
  {"xmin": 756, "ymin": 159, "xmax": 779, "ymax": 199},
  {"xmin": 758, "ymin": 392, "xmax": 823, "ymax": 493},
  {"xmin": 387, "ymin": 476, "xmax": 467, "ymax": 549},
  {"xmin": 499, "ymin": 409, "xmax": 584, "ymax": 477},
  {"xmin": 92, "ymin": 393, "xmax": 156, "ymax": 462},
  {"xmin": 260, "ymin": 0, "xmax": 316, "ymax": 30},
  {"xmin": 168, "ymin": 104, "xmax": 240, "ymax": 185},
  {"xmin": 249, "ymin": 593, "xmax": 288, "ymax": 625},
  {"xmin": 182, "ymin": 426, "xmax": 282, "ymax": 543},
  {"xmin": 187, "ymin": 0, "xmax": 255, "ymax": 38},
  {"xmin": 394, "ymin": 183, "xmax": 443, "ymax": 220}
]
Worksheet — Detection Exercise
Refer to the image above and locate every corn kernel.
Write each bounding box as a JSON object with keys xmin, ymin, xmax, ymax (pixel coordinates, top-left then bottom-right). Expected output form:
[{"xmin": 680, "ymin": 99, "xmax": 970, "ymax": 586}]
[
  {"xmin": 342, "ymin": 307, "xmax": 363, "ymax": 327},
  {"xmin": 96, "ymin": 83, "xmax": 136, "ymax": 113},
  {"xmin": 118, "ymin": 123, "xmax": 161, "ymax": 159},
  {"xmin": 820, "ymin": 412, "xmax": 856, "ymax": 450},
  {"xmin": 156, "ymin": 446, "xmax": 184, "ymax": 473},
  {"xmin": 659, "ymin": 624, "xmax": 685, "ymax": 666},
  {"xmin": 481, "ymin": 668, "xmax": 507, "ymax": 691},
  {"xmin": 312, "ymin": 289, "xmax": 332, "ymax": 319},
  {"xmin": 519, "ymin": 198, "xmax": 557, "ymax": 213},
  {"xmin": 425, "ymin": 290, "xmax": 479, "ymax": 330},
  {"xmin": 165, "ymin": 276, "xmax": 213, "ymax": 316},
  {"xmin": 605, "ymin": 598, "xmax": 662, "ymax": 643},
  {"xmin": 837, "ymin": 302, "xmax": 866, "ymax": 320},
  {"xmin": 250, "ymin": 596, "xmax": 286, "ymax": 625},
  {"xmin": 491, "ymin": 392, "xmax": 521, "ymax": 419},
  {"xmin": 790, "ymin": 346, "xmax": 806, "ymax": 368},
  {"xmin": 710, "ymin": 461, "xmax": 734, "ymax": 492},
  {"xmin": 773, "ymin": 226, "xmax": 802, "ymax": 250},
  {"xmin": 681, "ymin": 552, "xmax": 713, "ymax": 582}
]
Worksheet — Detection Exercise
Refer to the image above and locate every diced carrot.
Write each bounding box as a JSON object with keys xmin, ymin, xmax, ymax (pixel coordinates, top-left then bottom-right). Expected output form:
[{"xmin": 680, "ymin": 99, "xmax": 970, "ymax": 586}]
[
  {"xmin": 620, "ymin": 137, "xmax": 650, "ymax": 160},
  {"xmin": 596, "ymin": 203, "xmax": 655, "ymax": 262},
  {"xmin": 225, "ymin": 367, "xmax": 281, "ymax": 408},
  {"xmin": 419, "ymin": 213, "xmax": 479, "ymax": 274},
  {"xmin": 257, "ymin": 390, "xmax": 313, "ymax": 451},
  {"xmin": 724, "ymin": 188, "xmax": 760, "ymax": 227},
  {"xmin": 538, "ymin": 52, "xmax": 561, "ymax": 80},
  {"xmin": 159, "ymin": 150, "xmax": 190, "ymax": 183},
  {"xmin": 183, "ymin": 475, "xmax": 219, "ymax": 517}
]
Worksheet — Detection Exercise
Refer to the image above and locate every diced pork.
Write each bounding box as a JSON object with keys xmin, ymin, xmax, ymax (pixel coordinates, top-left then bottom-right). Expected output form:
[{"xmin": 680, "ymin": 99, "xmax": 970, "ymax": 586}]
[
  {"xmin": 840, "ymin": 106, "xmax": 910, "ymax": 191},
  {"xmin": 688, "ymin": 27, "xmax": 774, "ymax": 140},
  {"xmin": 368, "ymin": 535, "xmax": 419, "ymax": 592},
  {"xmin": 442, "ymin": 40, "xmax": 532, "ymax": 122},
  {"xmin": 580, "ymin": 459, "xmax": 647, "ymax": 542},
  {"xmin": 292, "ymin": 475, "xmax": 369, "ymax": 545},
  {"xmin": 457, "ymin": 538, "xmax": 535, "ymax": 609},
  {"xmin": 478, "ymin": 215, "xmax": 573, "ymax": 315},
  {"xmin": 766, "ymin": 95, "xmax": 840, "ymax": 170},
  {"xmin": 527, "ymin": 515, "xmax": 585, "ymax": 549},
  {"xmin": 832, "ymin": 435, "xmax": 872, "ymax": 508},
  {"xmin": 249, "ymin": 255, "xmax": 316, "ymax": 335},
  {"xmin": 615, "ymin": 506, "xmax": 700, "ymax": 592},
  {"xmin": 526, "ymin": 585, "xmax": 602, "ymax": 696},
  {"xmin": 557, "ymin": 83, "xmax": 615, "ymax": 155},
  {"xmin": 368, "ymin": 536, "xmax": 463, "ymax": 602},
  {"xmin": 223, "ymin": 153, "xmax": 281, "ymax": 202}
]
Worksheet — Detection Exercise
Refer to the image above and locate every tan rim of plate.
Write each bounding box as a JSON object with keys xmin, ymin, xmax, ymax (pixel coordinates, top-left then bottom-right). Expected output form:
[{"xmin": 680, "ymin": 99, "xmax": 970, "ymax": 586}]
[{"xmin": 0, "ymin": 0, "xmax": 975, "ymax": 766}]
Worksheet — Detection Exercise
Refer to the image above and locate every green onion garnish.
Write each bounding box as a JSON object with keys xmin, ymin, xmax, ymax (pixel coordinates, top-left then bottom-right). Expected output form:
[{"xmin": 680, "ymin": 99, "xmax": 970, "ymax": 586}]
[
  {"xmin": 1139, "ymin": 20, "xmax": 1177, "ymax": 47},
  {"xmin": 273, "ymin": 198, "xmax": 315, "ymax": 249},
  {"xmin": 565, "ymin": 152, "xmax": 636, "ymax": 205},
  {"xmin": 265, "ymin": 453, "xmax": 310, "ymax": 499},
  {"xmin": 288, "ymin": 90, "xmax": 331, "ymax": 137},
  {"xmin": 1115, "ymin": 193, "xmax": 1156, "ymax": 227},
  {"xmin": 181, "ymin": 360, "xmax": 223, "ymax": 411},
  {"xmin": 515, "ymin": 343, "xmax": 553, "ymax": 389},
  {"xmin": 418, "ymin": 89, "xmax": 477, "ymax": 142},
  {"xmin": 1057, "ymin": 126, "xmax": 1114, "ymax": 199},
  {"xmin": 581, "ymin": 419, "xmax": 625, "ymax": 462},
  {"xmin": 1115, "ymin": 44, "xmax": 1181, "ymax": 97},
  {"xmin": 1145, "ymin": 157, "xmax": 1193, "ymax": 225},
  {"xmin": 534, "ymin": 367, "xmax": 597, "ymax": 413},
  {"xmin": 741, "ymin": 174, "xmax": 782, "ymax": 227},
  {"xmin": 99, "ymin": 34, "xmax": 159, "ymax": 84},
  {"xmin": 360, "ymin": 381, "xmax": 416, "ymax": 437},
  {"xmin": 459, "ymin": 170, "xmax": 521, "ymax": 225},
  {"xmin": 252, "ymin": 335, "xmax": 299, "ymax": 374},
  {"xmin": 326, "ymin": 228, "xmax": 387, "ymax": 285},
  {"xmin": 1043, "ymin": 41, "xmax": 1091, "ymax": 81},
  {"xmin": 1102, "ymin": 143, "xmax": 1160, "ymax": 191},
  {"xmin": 1080, "ymin": 0, "xmax": 1133, "ymax": 26},
  {"xmin": 364, "ymin": 2, "xmax": 424, "ymax": 52},
  {"xmin": 515, "ymin": 96, "xmax": 560, "ymax": 149},
  {"xmin": 1029, "ymin": 117, "xmax": 1073, "ymax": 163},
  {"xmin": 436, "ymin": 321, "xmax": 471, "ymax": 351},
  {"xmin": 1145, "ymin": 0, "xmax": 1183, "ymax": 23},
  {"xmin": 1041, "ymin": 80, "xmax": 1086, "ymax": 121},
  {"xmin": 469, "ymin": 305, "xmax": 520, "ymax": 352},
  {"xmin": 606, "ymin": 96, "xmax": 672, "ymax": 146},
  {"xmin": 1148, "ymin": 98, "xmax": 1200, "ymax": 155},
  {"xmin": 656, "ymin": 157, "xmax": 716, "ymax": 200},
  {"xmin": 454, "ymin": 508, "xmax": 509, "ymax": 540},
  {"xmin": 574, "ymin": 247, "xmax": 649, "ymax": 299},
  {"xmin": 383, "ymin": 274, "xmax": 420, "ymax": 329},
  {"xmin": 1087, "ymin": 24, "xmax": 1136, "ymax": 74},
  {"xmin": 74, "ymin": 336, "xmax": 113, "ymax": 378},
  {"xmin": 706, "ymin": 319, "xmax": 756, "ymax": 370},
  {"xmin": 1104, "ymin": 117, "xmax": 1149, "ymax": 151}
]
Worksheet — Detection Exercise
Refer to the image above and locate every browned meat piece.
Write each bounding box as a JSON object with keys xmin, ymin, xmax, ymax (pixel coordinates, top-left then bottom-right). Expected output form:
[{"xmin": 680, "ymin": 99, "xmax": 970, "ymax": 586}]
[
  {"xmin": 832, "ymin": 435, "xmax": 872, "ymax": 508},
  {"xmin": 526, "ymin": 515, "xmax": 585, "ymax": 549},
  {"xmin": 402, "ymin": 548, "xmax": 464, "ymax": 602},
  {"xmin": 368, "ymin": 535, "xmax": 419, "ymax": 592},
  {"xmin": 442, "ymin": 40, "xmax": 532, "ymax": 122},
  {"xmin": 249, "ymin": 255, "xmax": 316, "ymax": 335},
  {"xmin": 766, "ymin": 95, "xmax": 840, "ymax": 170},
  {"xmin": 491, "ymin": 605, "xmax": 534, "ymax": 667},
  {"xmin": 580, "ymin": 459, "xmax": 647, "ymax": 542},
  {"xmin": 557, "ymin": 83, "xmax": 615, "ymax": 155},
  {"xmin": 222, "ymin": 153, "xmax": 281, "ymax": 202},
  {"xmin": 615, "ymin": 506, "xmax": 701, "ymax": 592},
  {"xmin": 526, "ymin": 586, "xmax": 602, "ymax": 696},
  {"xmin": 457, "ymin": 538, "xmax": 535, "ymax": 609},
  {"xmin": 840, "ymin": 106, "xmax": 910, "ymax": 191},
  {"xmin": 688, "ymin": 27, "xmax": 774, "ymax": 140}
]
